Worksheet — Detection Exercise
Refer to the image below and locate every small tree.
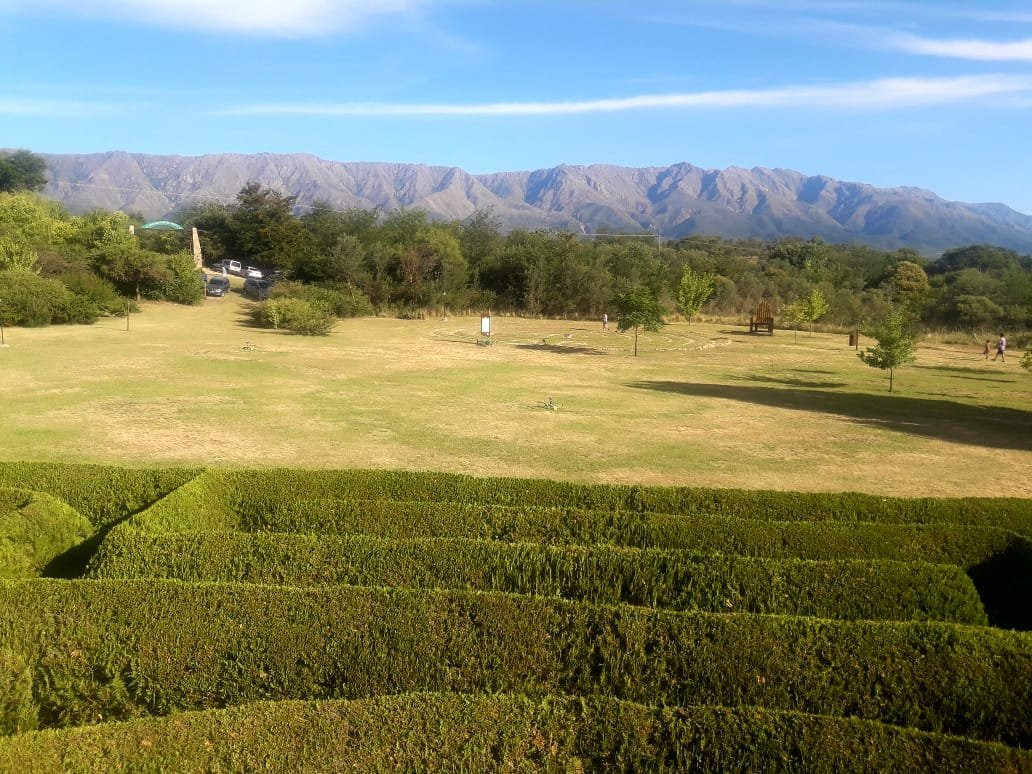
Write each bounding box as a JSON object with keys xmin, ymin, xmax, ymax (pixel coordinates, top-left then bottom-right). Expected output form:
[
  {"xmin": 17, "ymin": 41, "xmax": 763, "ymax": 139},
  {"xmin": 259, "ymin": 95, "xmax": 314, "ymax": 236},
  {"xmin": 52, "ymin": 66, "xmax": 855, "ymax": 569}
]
[
  {"xmin": 857, "ymin": 307, "xmax": 916, "ymax": 393},
  {"xmin": 788, "ymin": 288, "xmax": 829, "ymax": 338},
  {"xmin": 615, "ymin": 285, "xmax": 664, "ymax": 356},
  {"xmin": 675, "ymin": 267, "xmax": 715, "ymax": 325},
  {"xmin": 1020, "ymin": 349, "xmax": 1032, "ymax": 372}
]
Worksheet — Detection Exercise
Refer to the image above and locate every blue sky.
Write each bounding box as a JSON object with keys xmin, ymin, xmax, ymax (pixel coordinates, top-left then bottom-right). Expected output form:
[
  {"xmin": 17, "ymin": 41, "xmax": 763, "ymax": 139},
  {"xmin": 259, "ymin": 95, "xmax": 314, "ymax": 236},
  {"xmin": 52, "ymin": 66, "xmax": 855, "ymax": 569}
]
[{"xmin": 2, "ymin": 0, "xmax": 1032, "ymax": 213}]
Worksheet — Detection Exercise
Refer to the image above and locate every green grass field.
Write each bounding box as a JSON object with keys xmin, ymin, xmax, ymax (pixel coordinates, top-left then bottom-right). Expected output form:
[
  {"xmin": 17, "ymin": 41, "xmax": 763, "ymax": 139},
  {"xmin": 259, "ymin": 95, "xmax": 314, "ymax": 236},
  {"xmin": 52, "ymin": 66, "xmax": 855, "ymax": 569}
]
[{"xmin": 0, "ymin": 291, "xmax": 1029, "ymax": 496}]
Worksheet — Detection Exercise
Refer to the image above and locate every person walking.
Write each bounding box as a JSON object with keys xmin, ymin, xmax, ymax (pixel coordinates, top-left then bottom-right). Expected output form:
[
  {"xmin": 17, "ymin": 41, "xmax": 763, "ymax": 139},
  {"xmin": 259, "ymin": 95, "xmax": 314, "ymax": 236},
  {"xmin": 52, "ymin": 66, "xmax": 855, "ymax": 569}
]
[
  {"xmin": 983, "ymin": 340, "xmax": 991, "ymax": 359},
  {"xmin": 992, "ymin": 333, "xmax": 1006, "ymax": 361},
  {"xmin": 602, "ymin": 312, "xmax": 608, "ymax": 332}
]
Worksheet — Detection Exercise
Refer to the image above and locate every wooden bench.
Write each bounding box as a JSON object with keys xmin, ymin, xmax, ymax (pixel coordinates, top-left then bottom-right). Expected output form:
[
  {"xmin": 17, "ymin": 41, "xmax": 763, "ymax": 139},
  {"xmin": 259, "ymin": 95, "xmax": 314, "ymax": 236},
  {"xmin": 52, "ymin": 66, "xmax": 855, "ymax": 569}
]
[{"xmin": 749, "ymin": 300, "xmax": 774, "ymax": 334}]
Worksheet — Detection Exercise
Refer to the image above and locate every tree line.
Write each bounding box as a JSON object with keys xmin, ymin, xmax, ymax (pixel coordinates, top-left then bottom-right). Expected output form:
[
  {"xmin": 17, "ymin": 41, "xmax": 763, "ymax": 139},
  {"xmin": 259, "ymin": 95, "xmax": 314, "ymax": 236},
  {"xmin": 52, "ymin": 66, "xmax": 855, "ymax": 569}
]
[
  {"xmin": 1, "ymin": 149, "xmax": 1030, "ymax": 339},
  {"xmin": 179, "ymin": 182, "xmax": 1032, "ymax": 331}
]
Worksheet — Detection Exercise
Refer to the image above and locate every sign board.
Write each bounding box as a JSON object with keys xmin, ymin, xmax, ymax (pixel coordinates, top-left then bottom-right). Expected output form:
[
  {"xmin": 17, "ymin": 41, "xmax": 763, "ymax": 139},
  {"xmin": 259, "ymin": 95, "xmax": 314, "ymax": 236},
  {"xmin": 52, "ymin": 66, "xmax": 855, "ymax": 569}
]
[{"xmin": 480, "ymin": 314, "xmax": 491, "ymax": 336}]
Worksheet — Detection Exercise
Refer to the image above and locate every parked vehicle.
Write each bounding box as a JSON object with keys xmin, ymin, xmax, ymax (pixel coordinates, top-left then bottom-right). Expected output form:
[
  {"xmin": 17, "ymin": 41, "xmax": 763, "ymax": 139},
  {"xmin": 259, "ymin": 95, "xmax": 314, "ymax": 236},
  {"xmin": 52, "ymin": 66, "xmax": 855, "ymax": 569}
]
[
  {"xmin": 242, "ymin": 278, "xmax": 271, "ymax": 300},
  {"xmin": 205, "ymin": 275, "xmax": 231, "ymax": 297},
  {"xmin": 213, "ymin": 260, "xmax": 264, "ymax": 278}
]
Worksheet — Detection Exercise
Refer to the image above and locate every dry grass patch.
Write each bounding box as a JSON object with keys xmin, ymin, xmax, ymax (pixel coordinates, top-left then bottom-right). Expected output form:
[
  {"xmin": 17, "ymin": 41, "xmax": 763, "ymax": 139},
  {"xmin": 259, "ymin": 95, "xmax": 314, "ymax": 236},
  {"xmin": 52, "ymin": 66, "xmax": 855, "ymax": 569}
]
[{"xmin": 0, "ymin": 295, "xmax": 1028, "ymax": 495}]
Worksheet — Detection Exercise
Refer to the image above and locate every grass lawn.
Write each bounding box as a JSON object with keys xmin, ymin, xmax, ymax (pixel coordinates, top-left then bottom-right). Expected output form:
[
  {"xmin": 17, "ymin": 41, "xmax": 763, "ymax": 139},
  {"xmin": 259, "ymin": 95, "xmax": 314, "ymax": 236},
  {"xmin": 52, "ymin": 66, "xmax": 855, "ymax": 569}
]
[{"xmin": 0, "ymin": 291, "xmax": 1029, "ymax": 496}]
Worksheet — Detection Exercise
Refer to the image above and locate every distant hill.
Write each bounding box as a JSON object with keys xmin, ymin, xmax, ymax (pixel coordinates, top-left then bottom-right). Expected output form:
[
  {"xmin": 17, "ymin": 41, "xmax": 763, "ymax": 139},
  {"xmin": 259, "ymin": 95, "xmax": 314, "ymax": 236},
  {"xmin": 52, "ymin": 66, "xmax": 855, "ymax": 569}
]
[{"xmin": 39, "ymin": 151, "xmax": 1032, "ymax": 254}]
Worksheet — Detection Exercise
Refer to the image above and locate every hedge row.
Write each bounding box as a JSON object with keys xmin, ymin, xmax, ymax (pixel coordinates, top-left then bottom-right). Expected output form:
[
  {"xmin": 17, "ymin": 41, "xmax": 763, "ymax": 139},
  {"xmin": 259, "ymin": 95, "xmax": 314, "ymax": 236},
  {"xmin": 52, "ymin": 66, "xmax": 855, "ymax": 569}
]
[
  {"xmin": 129, "ymin": 485, "xmax": 1030, "ymax": 570},
  {"xmin": 1, "ymin": 694, "xmax": 1027, "ymax": 772},
  {"xmin": 87, "ymin": 531, "xmax": 988, "ymax": 624},
  {"xmin": 0, "ymin": 489, "xmax": 93, "ymax": 579},
  {"xmin": 0, "ymin": 579, "xmax": 1028, "ymax": 744},
  {"xmin": 0, "ymin": 462, "xmax": 200, "ymax": 527},
  {"xmin": 205, "ymin": 468, "xmax": 1032, "ymax": 536}
]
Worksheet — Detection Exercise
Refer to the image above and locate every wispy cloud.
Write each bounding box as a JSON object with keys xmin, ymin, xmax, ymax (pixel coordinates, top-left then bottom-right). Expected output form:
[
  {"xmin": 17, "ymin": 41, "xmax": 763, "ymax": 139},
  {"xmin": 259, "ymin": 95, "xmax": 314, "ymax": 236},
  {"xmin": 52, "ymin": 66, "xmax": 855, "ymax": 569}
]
[
  {"xmin": 219, "ymin": 75, "xmax": 1032, "ymax": 117},
  {"xmin": 0, "ymin": 0, "xmax": 436, "ymax": 36},
  {"xmin": 892, "ymin": 34, "xmax": 1032, "ymax": 61}
]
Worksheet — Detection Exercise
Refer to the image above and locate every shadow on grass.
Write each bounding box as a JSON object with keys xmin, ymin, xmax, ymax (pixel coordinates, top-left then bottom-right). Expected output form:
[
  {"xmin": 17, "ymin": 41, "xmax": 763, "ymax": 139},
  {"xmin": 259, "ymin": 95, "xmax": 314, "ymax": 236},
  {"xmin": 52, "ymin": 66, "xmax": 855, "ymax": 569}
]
[
  {"xmin": 913, "ymin": 364, "xmax": 1018, "ymax": 383},
  {"xmin": 516, "ymin": 343, "xmax": 605, "ymax": 356},
  {"xmin": 626, "ymin": 380, "xmax": 1032, "ymax": 451},
  {"xmin": 739, "ymin": 375, "xmax": 849, "ymax": 389}
]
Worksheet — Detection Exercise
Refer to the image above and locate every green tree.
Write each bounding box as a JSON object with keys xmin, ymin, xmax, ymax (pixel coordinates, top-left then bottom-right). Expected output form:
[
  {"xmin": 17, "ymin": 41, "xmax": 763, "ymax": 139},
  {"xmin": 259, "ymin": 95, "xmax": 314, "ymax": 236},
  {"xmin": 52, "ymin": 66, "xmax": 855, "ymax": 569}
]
[
  {"xmin": 858, "ymin": 307, "xmax": 917, "ymax": 393},
  {"xmin": 229, "ymin": 182, "xmax": 308, "ymax": 272},
  {"xmin": 793, "ymin": 288, "xmax": 830, "ymax": 336},
  {"xmin": 675, "ymin": 267, "xmax": 715, "ymax": 325},
  {"xmin": 0, "ymin": 150, "xmax": 47, "ymax": 193},
  {"xmin": 92, "ymin": 244, "xmax": 169, "ymax": 300},
  {"xmin": 614, "ymin": 285, "xmax": 665, "ymax": 356}
]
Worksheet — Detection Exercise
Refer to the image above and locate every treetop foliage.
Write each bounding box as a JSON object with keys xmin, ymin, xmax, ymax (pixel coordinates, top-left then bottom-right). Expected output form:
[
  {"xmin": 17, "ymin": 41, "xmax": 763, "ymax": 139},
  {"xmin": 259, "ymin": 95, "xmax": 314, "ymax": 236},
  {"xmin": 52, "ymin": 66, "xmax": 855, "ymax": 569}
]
[{"xmin": 0, "ymin": 150, "xmax": 47, "ymax": 194}]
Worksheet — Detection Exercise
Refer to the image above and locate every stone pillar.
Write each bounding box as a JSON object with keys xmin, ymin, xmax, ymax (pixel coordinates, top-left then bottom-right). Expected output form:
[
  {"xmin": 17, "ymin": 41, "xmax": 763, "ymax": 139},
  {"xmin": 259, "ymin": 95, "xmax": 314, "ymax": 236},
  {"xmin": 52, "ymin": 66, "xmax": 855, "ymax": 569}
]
[{"xmin": 192, "ymin": 227, "xmax": 203, "ymax": 269}]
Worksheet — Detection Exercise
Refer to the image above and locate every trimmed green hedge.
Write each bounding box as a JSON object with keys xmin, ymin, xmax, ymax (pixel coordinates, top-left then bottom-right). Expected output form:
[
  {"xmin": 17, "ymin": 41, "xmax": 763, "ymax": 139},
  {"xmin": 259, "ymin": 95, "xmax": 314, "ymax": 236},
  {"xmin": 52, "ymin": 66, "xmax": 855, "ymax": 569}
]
[
  {"xmin": 0, "ymin": 579, "xmax": 1028, "ymax": 744},
  {"xmin": 0, "ymin": 463, "xmax": 200, "ymax": 528},
  {"xmin": 205, "ymin": 468, "xmax": 1032, "ymax": 536},
  {"xmin": 0, "ymin": 488, "xmax": 93, "ymax": 579},
  {"xmin": 88, "ymin": 531, "xmax": 988, "ymax": 624},
  {"xmin": 1, "ymin": 694, "xmax": 1027, "ymax": 772},
  {"xmin": 129, "ymin": 485, "xmax": 1031, "ymax": 572}
]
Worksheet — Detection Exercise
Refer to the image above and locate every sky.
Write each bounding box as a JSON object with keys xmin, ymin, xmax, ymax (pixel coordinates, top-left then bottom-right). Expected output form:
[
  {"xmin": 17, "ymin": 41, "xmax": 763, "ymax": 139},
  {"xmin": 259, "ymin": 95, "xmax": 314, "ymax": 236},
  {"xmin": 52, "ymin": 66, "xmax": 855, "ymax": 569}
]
[{"xmin": 2, "ymin": 0, "xmax": 1032, "ymax": 214}]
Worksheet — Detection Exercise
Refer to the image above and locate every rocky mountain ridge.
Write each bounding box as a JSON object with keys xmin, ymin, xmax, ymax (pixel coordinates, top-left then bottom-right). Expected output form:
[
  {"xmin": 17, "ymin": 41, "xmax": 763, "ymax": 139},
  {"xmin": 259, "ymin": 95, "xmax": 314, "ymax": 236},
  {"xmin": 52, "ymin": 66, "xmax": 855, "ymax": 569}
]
[{"xmin": 38, "ymin": 151, "xmax": 1032, "ymax": 254}]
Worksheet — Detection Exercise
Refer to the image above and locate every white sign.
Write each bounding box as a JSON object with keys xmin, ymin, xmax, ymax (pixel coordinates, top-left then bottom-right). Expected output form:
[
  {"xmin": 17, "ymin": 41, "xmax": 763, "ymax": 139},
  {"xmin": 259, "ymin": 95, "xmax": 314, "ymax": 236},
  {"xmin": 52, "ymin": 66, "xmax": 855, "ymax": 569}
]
[{"xmin": 480, "ymin": 314, "xmax": 491, "ymax": 336}]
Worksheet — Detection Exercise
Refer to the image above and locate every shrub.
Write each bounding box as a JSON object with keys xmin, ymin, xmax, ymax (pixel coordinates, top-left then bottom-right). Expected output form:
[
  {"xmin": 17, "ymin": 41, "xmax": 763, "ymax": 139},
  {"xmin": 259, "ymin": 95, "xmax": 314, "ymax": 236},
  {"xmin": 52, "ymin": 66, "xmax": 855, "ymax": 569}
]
[
  {"xmin": 59, "ymin": 272, "xmax": 125, "ymax": 316},
  {"xmin": 270, "ymin": 280, "xmax": 374, "ymax": 317},
  {"xmin": 250, "ymin": 297, "xmax": 336, "ymax": 335},
  {"xmin": 155, "ymin": 252, "xmax": 203, "ymax": 305},
  {"xmin": 0, "ymin": 488, "xmax": 93, "ymax": 578},
  {"xmin": 88, "ymin": 532, "xmax": 988, "ymax": 624},
  {"xmin": 0, "ymin": 694, "xmax": 1026, "ymax": 772},
  {"xmin": 0, "ymin": 649, "xmax": 35, "ymax": 735},
  {"xmin": 0, "ymin": 268, "xmax": 75, "ymax": 326},
  {"xmin": 0, "ymin": 462, "xmax": 201, "ymax": 528},
  {"xmin": 0, "ymin": 579, "xmax": 1028, "ymax": 744},
  {"xmin": 130, "ymin": 468, "xmax": 1032, "ymax": 539}
]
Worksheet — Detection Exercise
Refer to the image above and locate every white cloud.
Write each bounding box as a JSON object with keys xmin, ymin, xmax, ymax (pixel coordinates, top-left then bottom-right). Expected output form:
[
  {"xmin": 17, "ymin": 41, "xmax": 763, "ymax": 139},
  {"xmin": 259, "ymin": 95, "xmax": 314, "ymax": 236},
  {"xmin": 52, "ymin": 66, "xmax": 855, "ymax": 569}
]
[
  {"xmin": 0, "ymin": 0, "xmax": 432, "ymax": 36},
  {"xmin": 219, "ymin": 75, "xmax": 1032, "ymax": 117},
  {"xmin": 893, "ymin": 34, "xmax": 1032, "ymax": 61}
]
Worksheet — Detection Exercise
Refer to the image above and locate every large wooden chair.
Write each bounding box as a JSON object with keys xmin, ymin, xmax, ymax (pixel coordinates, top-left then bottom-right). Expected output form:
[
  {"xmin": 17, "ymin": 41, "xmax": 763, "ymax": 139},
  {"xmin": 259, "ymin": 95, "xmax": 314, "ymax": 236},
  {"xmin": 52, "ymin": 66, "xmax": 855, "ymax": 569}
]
[{"xmin": 749, "ymin": 300, "xmax": 774, "ymax": 334}]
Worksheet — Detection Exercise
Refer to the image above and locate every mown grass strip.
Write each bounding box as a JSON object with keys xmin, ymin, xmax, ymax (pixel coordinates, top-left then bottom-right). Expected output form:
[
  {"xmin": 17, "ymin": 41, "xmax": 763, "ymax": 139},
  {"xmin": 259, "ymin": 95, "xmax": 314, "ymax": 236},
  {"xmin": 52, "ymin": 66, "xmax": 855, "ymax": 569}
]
[
  {"xmin": 87, "ymin": 531, "xmax": 988, "ymax": 625},
  {"xmin": 1, "ymin": 693, "xmax": 1028, "ymax": 772},
  {"xmin": 0, "ymin": 579, "xmax": 1028, "ymax": 745}
]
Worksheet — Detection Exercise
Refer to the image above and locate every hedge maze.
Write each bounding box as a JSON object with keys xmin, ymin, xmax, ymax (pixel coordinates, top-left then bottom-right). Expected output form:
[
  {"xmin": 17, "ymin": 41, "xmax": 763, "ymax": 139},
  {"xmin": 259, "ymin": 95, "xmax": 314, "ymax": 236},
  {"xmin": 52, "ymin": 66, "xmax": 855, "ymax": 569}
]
[{"xmin": 0, "ymin": 463, "xmax": 1029, "ymax": 770}]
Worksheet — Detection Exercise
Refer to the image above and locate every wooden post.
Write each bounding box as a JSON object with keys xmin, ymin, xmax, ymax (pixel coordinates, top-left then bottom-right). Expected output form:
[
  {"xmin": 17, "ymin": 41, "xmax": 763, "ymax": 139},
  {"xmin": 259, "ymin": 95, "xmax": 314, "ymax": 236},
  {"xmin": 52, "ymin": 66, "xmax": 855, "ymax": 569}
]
[{"xmin": 126, "ymin": 301, "xmax": 130, "ymax": 332}]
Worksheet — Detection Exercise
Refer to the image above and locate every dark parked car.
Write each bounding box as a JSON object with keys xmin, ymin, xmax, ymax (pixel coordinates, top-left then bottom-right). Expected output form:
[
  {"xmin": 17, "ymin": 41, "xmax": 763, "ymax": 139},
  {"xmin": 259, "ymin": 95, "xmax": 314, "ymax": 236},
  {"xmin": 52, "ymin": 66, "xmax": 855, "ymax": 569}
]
[
  {"xmin": 205, "ymin": 275, "xmax": 231, "ymax": 297},
  {"xmin": 242, "ymin": 278, "xmax": 271, "ymax": 300}
]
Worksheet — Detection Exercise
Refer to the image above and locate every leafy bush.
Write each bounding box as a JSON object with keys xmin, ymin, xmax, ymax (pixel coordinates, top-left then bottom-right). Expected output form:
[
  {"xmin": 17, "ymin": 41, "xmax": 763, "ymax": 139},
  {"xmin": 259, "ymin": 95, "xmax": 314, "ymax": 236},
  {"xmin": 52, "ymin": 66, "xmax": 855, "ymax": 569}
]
[
  {"xmin": 0, "ymin": 649, "xmax": 35, "ymax": 735},
  {"xmin": 88, "ymin": 531, "xmax": 988, "ymax": 624},
  {"xmin": 59, "ymin": 272, "xmax": 125, "ymax": 316},
  {"xmin": 270, "ymin": 280, "xmax": 374, "ymax": 317},
  {"xmin": 0, "ymin": 269, "xmax": 76, "ymax": 326},
  {"xmin": 0, "ymin": 488, "xmax": 93, "ymax": 578},
  {"xmin": 131, "ymin": 468, "xmax": 1032, "ymax": 538},
  {"xmin": 154, "ymin": 252, "xmax": 203, "ymax": 305},
  {"xmin": 0, "ymin": 694, "xmax": 1026, "ymax": 772},
  {"xmin": 0, "ymin": 579, "xmax": 1028, "ymax": 744},
  {"xmin": 0, "ymin": 462, "xmax": 201, "ymax": 528},
  {"xmin": 250, "ymin": 297, "xmax": 336, "ymax": 335}
]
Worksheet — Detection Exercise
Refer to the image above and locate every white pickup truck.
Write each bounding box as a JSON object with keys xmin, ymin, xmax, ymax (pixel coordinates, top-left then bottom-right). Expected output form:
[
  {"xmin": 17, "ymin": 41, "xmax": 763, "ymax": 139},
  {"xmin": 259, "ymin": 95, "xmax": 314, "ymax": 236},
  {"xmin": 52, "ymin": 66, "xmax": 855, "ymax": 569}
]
[{"xmin": 214, "ymin": 260, "xmax": 262, "ymax": 278}]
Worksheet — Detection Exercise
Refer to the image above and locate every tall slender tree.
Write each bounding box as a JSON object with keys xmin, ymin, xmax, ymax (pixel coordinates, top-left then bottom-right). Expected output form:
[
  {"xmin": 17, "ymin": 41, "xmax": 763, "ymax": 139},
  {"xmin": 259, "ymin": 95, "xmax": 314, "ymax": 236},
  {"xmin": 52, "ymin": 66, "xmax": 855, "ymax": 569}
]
[
  {"xmin": 858, "ymin": 307, "xmax": 916, "ymax": 393},
  {"xmin": 615, "ymin": 285, "xmax": 665, "ymax": 356}
]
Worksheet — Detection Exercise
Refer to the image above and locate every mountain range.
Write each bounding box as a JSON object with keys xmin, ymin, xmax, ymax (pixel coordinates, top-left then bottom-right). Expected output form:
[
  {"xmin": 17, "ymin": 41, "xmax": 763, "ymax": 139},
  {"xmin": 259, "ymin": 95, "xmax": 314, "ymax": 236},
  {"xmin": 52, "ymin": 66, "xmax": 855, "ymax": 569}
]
[{"xmin": 38, "ymin": 151, "xmax": 1032, "ymax": 254}]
